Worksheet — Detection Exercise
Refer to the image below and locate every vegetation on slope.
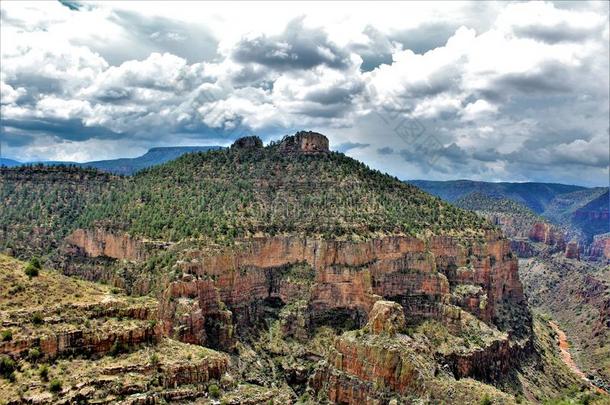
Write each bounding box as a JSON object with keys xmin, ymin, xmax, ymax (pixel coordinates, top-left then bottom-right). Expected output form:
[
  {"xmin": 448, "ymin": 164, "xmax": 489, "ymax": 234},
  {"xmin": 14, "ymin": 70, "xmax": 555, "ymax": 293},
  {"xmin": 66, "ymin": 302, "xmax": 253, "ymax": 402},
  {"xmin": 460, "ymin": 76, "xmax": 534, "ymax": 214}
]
[
  {"xmin": 542, "ymin": 188, "xmax": 609, "ymax": 242},
  {"xmin": 455, "ymin": 192, "xmax": 544, "ymax": 238},
  {"xmin": 0, "ymin": 166, "xmax": 119, "ymax": 259},
  {"xmin": 519, "ymin": 255, "xmax": 610, "ymax": 389},
  {"xmin": 77, "ymin": 144, "xmax": 492, "ymax": 243},
  {"xmin": 410, "ymin": 180, "xmax": 584, "ymax": 214}
]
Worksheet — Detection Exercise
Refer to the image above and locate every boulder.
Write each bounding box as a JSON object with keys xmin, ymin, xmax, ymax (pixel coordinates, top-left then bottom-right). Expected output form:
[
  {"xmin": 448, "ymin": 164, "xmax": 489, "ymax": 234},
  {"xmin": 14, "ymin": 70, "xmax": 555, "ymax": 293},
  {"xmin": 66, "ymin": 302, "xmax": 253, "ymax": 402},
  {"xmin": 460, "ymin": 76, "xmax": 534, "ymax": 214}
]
[{"xmin": 364, "ymin": 300, "xmax": 405, "ymax": 336}]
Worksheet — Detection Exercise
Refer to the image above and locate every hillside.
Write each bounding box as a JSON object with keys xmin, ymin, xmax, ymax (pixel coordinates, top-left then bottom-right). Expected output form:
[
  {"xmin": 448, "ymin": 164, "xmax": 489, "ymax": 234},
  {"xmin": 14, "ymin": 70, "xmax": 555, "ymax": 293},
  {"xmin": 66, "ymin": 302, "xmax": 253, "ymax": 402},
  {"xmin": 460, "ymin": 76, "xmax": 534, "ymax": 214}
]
[
  {"xmin": 0, "ymin": 158, "xmax": 20, "ymax": 167},
  {"xmin": 413, "ymin": 179, "xmax": 609, "ymax": 245},
  {"xmin": 0, "ymin": 166, "xmax": 118, "ymax": 259},
  {"xmin": 409, "ymin": 180, "xmax": 585, "ymax": 213},
  {"xmin": 1, "ymin": 132, "xmax": 605, "ymax": 404},
  {"xmin": 78, "ymin": 134, "xmax": 491, "ymax": 243},
  {"xmin": 519, "ymin": 254, "xmax": 610, "ymax": 390},
  {"xmin": 81, "ymin": 146, "xmax": 222, "ymax": 175},
  {"xmin": 454, "ymin": 192, "xmax": 543, "ymax": 239},
  {"xmin": 543, "ymin": 188, "xmax": 609, "ymax": 242}
]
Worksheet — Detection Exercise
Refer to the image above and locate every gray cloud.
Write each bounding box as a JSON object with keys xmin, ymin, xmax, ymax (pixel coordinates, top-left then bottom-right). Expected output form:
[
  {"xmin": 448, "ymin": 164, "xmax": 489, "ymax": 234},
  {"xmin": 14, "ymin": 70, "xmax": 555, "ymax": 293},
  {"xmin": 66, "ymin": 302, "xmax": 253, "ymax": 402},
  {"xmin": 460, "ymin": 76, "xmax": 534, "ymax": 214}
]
[
  {"xmin": 335, "ymin": 142, "xmax": 370, "ymax": 153},
  {"xmin": 514, "ymin": 23, "xmax": 601, "ymax": 44},
  {"xmin": 0, "ymin": 2, "xmax": 608, "ymax": 186},
  {"xmin": 232, "ymin": 18, "xmax": 351, "ymax": 71}
]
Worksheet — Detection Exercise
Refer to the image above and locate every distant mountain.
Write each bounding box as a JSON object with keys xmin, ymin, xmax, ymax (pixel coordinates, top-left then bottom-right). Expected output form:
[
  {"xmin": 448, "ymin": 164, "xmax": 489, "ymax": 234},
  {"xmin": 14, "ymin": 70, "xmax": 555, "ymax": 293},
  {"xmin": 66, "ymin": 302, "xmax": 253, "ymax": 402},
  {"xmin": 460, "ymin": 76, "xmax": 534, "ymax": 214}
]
[
  {"xmin": 1, "ymin": 146, "xmax": 222, "ymax": 175},
  {"xmin": 0, "ymin": 158, "xmax": 22, "ymax": 167},
  {"xmin": 412, "ymin": 179, "xmax": 609, "ymax": 242},
  {"xmin": 409, "ymin": 179, "xmax": 585, "ymax": 214},
  {"xmin": 454, "ymin": 192, "xmax": 543, "ymax": 239},
  {"xmin": 80, "ymin": 146, "xmax": 222, "ymax": 175}
]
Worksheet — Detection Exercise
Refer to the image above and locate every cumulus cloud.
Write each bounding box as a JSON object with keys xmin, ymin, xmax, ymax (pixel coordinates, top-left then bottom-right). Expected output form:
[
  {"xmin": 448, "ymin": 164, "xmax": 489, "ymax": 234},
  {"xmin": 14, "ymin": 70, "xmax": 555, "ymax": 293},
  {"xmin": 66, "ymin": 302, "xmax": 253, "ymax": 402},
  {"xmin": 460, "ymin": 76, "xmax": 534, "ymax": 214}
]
[
  {"xmin": 0, "ymin": 1, "xmax": 608, "ymax": 186},
  {"xmin": 232, "ymin": 18, "xmax": 351, "ymax": 71}
]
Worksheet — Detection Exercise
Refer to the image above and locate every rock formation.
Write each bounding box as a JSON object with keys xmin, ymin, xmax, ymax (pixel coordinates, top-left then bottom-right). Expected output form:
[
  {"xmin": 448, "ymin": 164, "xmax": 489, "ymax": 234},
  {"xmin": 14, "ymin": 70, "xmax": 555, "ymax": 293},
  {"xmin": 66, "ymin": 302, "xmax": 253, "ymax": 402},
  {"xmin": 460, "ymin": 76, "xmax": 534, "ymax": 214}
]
[
  {"xmin": 590, "ymin": 234, "xmax": 610, "ymax": 262},
  {"xmin": 279, "ymin": 131, "xmax": 330, "ymax": 154},
  {"xmin": 363, "ymin": 300, "xmax": 405, "ymax": 336},
  {"xmin": 231, "ymin": 135, "xmax": 263, "ymax": 149},
  {"xmin": 510, "ymin": 239, "xmax": 536, "ymax": 258},
  {"xmin": 528, "ymin": 222, "xmax": 565, "ymax": 250},
  {"xmin": 565, "ymin": 240, "xmax": 580, "ymax": 260},
  {"xmin": 66, "ymin": 229, "xmax": 528, "ymax": 352},
  {"xmin": 65, "ymin": 229, "xmax": 149, "ymax": 261}
]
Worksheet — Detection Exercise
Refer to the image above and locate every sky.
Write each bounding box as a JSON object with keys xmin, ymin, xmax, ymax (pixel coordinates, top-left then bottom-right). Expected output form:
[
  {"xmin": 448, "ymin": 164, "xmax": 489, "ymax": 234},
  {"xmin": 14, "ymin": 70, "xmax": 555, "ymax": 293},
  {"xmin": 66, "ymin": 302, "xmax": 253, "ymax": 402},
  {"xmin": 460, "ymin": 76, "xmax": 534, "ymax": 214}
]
[{"xmin": 1, "ymin": 1, "xmax": 608, "ymax": 186}]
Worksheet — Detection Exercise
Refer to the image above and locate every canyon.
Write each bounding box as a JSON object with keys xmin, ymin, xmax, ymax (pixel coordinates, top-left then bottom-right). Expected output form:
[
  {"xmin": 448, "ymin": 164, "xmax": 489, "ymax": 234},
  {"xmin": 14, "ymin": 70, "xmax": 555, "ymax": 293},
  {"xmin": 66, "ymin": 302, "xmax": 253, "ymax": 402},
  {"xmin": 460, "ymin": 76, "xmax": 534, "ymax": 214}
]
[{"xmin": 1, "ymin": 133, "xmax": 606, "ymax": 404}]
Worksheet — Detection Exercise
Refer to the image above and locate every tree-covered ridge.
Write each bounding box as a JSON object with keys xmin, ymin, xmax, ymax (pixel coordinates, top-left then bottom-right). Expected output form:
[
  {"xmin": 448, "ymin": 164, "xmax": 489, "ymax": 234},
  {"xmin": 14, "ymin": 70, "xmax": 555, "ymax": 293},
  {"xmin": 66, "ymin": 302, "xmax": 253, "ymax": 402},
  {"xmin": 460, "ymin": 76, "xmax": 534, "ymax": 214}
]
[
  {"xmin": 454, "ymin": 192, "xmax": 541, "ymax": 219},
  {"xmin": 454, "ymin": 192, "xmax": 543, "ymax": 238},
  {"xmin": 78, "ymin": 142, "xmax": 492, "ymax": 242},
  {"xmin": 0, "ymin": 165, "xmax": 119, "ymax": 258}
]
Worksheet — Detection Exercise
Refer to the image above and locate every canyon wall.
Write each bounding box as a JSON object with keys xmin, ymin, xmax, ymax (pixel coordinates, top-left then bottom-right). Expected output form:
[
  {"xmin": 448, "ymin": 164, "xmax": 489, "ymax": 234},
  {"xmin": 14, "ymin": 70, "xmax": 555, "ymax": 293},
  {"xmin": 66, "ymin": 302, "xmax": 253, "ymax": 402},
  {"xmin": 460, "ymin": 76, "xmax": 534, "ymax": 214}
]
[
  {"xmin": 66, "ymin": 230, "xmax": 528, "ymax": 352},
  {"xmin": 65, "ymin": 229, "xmax": 150, "ymax": 261}
]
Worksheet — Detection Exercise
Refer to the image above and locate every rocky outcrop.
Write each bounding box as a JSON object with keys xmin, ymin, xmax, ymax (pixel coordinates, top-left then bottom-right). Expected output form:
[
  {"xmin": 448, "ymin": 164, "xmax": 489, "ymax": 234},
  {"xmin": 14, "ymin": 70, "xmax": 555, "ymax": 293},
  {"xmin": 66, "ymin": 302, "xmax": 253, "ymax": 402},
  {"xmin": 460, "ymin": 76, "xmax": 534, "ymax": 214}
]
[
  {"xmin": 528, "ymin": 222, "xmax": 565, "ymax": 251},
  {"xmin": 363, "ymin": 300, "xmax": 405, "ymax": 336},
  {"xmin": 231, "ymin": 136, "xmax": 263, "ymax": 149},
  {"xmin": 565, "ymin": 241, "xmax": 580, "ymax": 260},
  {"xmin": 590, "ymin": 234, "xmax": 610, "ymax": 262},
  {"xmin": 510, "ymin": 239, "xmax": 536, "ymax": 258},
  {"xmin": 1, "ymin": 321, "xmax": 160, "ymax": 361},
  {"xmin": 67, "ymin": 227, "xmax": 528, "ymax": 356},
  {"xmin": 157, "ymin": 232, "xmax": 527, "ymax": 351},
  {"xmin": 311, "ymin": 330, "xmax": 428, "ymax": 404},
  {"xmin": 65, "ymin": 229, "xmax": 149, "ymax": 261},
  {"xmin": 279, "ymin": 131, "xmax": 330, "ymax": 154}
]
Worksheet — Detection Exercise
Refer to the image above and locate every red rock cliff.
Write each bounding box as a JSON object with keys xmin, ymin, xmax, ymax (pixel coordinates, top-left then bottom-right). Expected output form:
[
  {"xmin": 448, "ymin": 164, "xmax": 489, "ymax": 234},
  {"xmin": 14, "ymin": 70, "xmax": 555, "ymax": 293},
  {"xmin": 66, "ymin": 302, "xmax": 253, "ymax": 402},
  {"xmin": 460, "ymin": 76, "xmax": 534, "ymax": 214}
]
[{"xmin": 65, "ymin": 229, "xmax": 148, "ymax": 261}]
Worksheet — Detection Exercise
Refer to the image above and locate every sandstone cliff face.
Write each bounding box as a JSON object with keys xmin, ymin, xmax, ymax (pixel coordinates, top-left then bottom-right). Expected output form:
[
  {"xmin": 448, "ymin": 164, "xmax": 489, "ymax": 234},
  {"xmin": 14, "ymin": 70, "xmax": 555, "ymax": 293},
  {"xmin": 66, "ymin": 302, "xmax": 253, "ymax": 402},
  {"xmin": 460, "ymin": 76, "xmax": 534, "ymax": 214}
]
[
  {"xmin": 590, "ymin": 234, "xmax": 610, "ymax": 261},
  {"xmin": 66, "ymin": 229, "xmax": 528, "ymax": 354},
  {"xmin": 564, "ymin": 241, "xmax": 580, "ymax": 260},
  {"xmin": 158, "ymin": 233, "xmax": 526, "ymax": 351},
  {"xmin": 528, "ymin": 223, "xmax": 565, "ymax": 250},
  {"xmin": 65, "ymin": 229, "xmax": 149, "ymax": 261}
]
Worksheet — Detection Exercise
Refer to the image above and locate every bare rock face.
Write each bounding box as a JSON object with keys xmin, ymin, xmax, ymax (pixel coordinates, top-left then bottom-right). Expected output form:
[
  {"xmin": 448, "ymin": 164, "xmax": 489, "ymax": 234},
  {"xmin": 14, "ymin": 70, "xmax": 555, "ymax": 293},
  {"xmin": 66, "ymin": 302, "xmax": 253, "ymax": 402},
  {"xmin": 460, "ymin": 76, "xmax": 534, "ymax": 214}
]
[
  {"xmin": 510, "ymin": 239, "xmax": 536, "ymax": 258},
  {"xmin": 564, "ymin": 240, "xmax": 580, "ymax": 260},
  {"xmin": 279, "ymin": 131, "xmax": 329, "ymax": 154},
  {"xmin": 231, "ymin": 136, "xmax": 263, "ymax": 149},
  {"xmin": 590, "ymin": 234, "xmax": 610, "ymax": 261},
  {"xmin": 311, "ymin": 330, "xmax": 428, "ymax": 404},
  {"xmin": 364, "ymin": 300, "xmax": 405, "ymax": 336},
  {"xmin": 159, "ymin": 232, "xmax": 527, "ymax": 350},
  {"xmin": 528, "ymin": 222, "xmax": 565, "ymax": 250},
  {"xmin": 67, "ymin": 229, "xmax": 529, "ymax": 351},
  {"xmin": 65, "ymin": 229, "xmax": 148, "ymax": 261}
]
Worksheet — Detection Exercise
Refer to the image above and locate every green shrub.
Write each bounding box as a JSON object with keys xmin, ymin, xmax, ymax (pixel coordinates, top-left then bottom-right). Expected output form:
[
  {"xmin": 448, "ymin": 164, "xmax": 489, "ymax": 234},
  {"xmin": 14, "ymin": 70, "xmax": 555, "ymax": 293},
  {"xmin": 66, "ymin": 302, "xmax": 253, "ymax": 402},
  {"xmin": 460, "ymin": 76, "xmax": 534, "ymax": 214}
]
[
  {"xmin": 208, "ymin": 383, "xmax": 221, "ymax": 398},
  {"xmin": 29, "ymin": 257, "xmax": 41, "ymax": 269},
  {"xmin": 38, "ymin": 364, "xmax": 49, "ymax": 381},
  {"xmin": 0, "ymin": 356, "xmax": 16, "ymax": 379},
  {"xmin": 32, "ymin": 313, "xmax": 44, "ymax": 325},
  {"xmin": 149, "ymin": 353, "xmax": 159, "ymax": 367},
  {"xmin": 28, "ymin": 347, "xmax": 42, "ymax": 361},
  {"xmin": 109, "ymin": 339, "xmax": 126, "ymax": 356},
  {"xmin": 1, "ymin": 330, "xmax": 12, "ymax": 342},
  {"xmin": 480, "ymin": 395, "xmax": 493, "ymax": 405},
  {"xmin": 24, "ymin": 263, "xmax": 39, "ymax": 278},
  {"xmin": 49, "ymin": 379, "xmax": 62, "ymax": 393}
]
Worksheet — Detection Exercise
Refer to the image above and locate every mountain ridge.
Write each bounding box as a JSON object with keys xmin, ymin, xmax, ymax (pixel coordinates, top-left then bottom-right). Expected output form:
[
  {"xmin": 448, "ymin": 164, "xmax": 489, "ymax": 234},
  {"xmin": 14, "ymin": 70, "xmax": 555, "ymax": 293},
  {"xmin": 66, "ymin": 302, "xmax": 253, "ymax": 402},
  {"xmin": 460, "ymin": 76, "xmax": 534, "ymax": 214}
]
[{"xmin": 0, "ymin": 146, "xmax": 222, "ymax": 175}]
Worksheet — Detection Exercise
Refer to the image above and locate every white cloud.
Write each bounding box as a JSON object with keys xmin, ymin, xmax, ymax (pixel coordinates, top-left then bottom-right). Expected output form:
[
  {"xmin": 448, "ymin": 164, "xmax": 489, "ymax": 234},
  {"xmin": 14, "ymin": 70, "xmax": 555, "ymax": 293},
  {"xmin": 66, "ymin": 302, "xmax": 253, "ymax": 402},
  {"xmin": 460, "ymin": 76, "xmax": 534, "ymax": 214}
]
[
  {"xmin": 0, "ymin": 1, "xmax": 608, "ymax": 186},
  {"xmin": 461, "ymin": 99, "xmax": 498, "ymax": 121}
]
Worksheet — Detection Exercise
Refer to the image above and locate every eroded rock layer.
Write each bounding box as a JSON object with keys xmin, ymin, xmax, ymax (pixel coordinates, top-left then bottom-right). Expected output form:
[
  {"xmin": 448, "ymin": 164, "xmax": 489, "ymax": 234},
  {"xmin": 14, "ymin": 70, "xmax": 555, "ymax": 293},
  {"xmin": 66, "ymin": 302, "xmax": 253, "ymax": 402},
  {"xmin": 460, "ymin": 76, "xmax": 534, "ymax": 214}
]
[{"xmin": 66, "ymin": 230, "xmax": 528, "ymax": 353}]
